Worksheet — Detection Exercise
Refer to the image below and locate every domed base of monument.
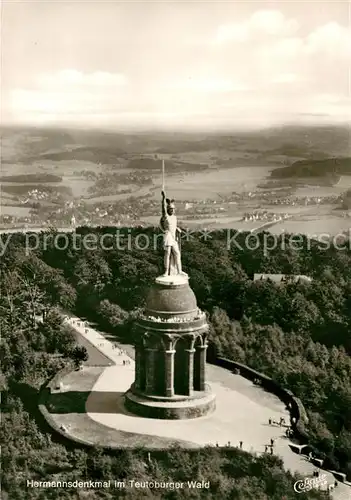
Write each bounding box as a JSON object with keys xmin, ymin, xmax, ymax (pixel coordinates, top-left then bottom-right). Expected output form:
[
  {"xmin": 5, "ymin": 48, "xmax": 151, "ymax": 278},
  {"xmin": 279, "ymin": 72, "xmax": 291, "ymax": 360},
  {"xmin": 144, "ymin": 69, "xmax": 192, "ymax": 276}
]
[{"xmin": 125, "ymin": 385, "xmax": 216, "ymax": 420}]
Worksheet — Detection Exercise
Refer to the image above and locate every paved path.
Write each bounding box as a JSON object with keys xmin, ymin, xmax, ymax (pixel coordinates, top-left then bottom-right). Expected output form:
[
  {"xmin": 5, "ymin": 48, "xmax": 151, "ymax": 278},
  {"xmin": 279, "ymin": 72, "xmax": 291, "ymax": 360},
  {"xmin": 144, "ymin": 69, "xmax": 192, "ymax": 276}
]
[
  {"xmin": 63, "ymin": 314, "xmax": 132, "ymax": 366},
  {"xmin": 62, "ymin": 312, "xmax": 350, "ymax": 499}
]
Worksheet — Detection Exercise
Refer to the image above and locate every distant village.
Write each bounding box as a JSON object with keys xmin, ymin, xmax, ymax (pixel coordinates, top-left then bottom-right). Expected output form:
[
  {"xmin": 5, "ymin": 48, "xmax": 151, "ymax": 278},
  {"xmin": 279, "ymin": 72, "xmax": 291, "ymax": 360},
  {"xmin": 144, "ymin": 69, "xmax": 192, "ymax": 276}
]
[{"xmin": 0, "ymin": 184, "xmax": 350, "ymax": 228}]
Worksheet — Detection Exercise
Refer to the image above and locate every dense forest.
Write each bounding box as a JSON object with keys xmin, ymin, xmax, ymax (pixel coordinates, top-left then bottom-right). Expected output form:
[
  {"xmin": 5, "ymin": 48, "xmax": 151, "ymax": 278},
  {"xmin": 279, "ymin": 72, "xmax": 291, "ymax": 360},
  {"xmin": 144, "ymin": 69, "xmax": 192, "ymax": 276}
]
[
  {"xmin": 1, "ymin": 226, "xmax": 351, "ymax": 498},
  {"xmin": 36, "ymin": 146, "xmax": 126, "ymax": 164},
  {"xmin": 271, "ymin": 157, "xmax": 351, "ymax": 178}
]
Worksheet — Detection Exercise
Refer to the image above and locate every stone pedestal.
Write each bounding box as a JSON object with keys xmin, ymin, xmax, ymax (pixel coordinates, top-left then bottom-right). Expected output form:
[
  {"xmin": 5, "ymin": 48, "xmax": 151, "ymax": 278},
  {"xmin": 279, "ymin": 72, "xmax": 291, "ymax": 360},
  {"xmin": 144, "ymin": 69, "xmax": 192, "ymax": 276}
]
[{"xmin": 125, "ymin": 274, "xmax": 216, "ymax": 419}]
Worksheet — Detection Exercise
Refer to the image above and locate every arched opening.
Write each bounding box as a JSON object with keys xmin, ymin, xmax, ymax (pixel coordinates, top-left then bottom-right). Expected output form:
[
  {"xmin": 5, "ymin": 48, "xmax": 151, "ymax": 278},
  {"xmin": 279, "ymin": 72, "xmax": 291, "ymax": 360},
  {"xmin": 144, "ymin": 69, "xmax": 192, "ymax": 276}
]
[
  {"xmin": 193, "ymin": 335, "xmax": 203, "ymax": 391},
  {"xmin": 174, "ymin": 338, "xmax": 188, "ymax": 395}
]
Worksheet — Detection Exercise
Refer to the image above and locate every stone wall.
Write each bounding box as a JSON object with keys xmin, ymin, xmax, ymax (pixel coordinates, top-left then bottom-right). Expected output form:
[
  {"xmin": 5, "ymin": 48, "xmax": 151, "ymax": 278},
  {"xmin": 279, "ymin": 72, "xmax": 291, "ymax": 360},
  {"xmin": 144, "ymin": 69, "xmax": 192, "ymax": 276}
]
[{"xmin": 38, "ymin": 366, "xmax": 92, "ymax": 450}]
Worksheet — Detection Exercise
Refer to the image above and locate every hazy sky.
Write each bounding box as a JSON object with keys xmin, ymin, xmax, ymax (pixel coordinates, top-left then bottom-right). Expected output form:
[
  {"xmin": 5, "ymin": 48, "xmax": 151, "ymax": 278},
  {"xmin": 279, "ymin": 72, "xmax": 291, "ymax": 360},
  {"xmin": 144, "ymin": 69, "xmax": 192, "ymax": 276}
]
[{"xmin": 2, "ymin": 0, "xmax": 351, "ymax": 130}]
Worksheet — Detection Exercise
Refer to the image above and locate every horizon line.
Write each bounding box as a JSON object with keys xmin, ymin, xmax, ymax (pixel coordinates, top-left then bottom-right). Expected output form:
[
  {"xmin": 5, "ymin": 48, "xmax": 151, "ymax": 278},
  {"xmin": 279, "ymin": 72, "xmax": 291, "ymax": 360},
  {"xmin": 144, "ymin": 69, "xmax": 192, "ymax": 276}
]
[{"xmin": 1, "ymin": 120, "xmax": 350, "ymax": 135}]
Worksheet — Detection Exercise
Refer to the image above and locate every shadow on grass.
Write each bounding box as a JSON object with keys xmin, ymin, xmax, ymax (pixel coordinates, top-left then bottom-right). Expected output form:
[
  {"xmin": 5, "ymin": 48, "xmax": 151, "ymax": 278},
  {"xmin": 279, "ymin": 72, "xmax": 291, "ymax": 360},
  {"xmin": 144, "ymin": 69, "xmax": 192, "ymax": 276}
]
[{"xmin": 47, "ymin": 390, "xmax": 135, "ymax": 416}]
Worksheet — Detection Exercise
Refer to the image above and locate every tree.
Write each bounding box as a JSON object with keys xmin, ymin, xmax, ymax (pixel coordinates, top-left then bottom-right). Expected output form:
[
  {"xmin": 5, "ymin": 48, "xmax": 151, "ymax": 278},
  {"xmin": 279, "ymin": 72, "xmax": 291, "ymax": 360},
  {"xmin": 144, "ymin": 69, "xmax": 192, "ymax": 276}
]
[{"xmin": 70, "ymin": 346, "xmax": 88, "ymax": 369}]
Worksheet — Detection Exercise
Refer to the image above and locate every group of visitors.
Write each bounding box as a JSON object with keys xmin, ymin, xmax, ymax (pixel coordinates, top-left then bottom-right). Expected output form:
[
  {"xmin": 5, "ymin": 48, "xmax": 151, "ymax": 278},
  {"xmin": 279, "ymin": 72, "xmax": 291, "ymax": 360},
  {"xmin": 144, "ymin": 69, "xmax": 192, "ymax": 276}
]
[
  {"xmin": 215, "ymin": 441, "xmax": 244, "ymax": 449},
  {"xmin": 268, "ymin": 416, "xmax": 286, "ymax": 427}
]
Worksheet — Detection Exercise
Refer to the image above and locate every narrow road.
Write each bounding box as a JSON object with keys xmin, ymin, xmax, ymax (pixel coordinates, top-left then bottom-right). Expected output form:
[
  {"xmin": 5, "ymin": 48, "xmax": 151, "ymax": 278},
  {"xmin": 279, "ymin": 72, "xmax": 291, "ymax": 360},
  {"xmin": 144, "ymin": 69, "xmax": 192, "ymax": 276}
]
[{"xmin": 63, "ymin": 313, "xmax": 134, "ymax": 367}]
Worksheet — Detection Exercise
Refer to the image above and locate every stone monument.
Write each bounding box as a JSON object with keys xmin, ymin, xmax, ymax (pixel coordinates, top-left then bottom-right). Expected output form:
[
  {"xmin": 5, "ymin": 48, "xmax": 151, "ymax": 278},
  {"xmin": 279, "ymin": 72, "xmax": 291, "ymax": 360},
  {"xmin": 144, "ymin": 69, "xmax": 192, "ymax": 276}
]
[{"xmin": 125, "ymin": 174, "xmax": 216, "ymax": 419}]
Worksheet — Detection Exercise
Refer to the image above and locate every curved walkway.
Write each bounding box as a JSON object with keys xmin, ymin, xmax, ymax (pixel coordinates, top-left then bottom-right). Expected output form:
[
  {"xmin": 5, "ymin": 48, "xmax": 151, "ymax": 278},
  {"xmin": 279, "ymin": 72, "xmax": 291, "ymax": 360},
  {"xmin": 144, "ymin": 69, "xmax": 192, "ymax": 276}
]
[{"xmin": 58, "ymin": 313, "xmax": 349, "ymax": 499}]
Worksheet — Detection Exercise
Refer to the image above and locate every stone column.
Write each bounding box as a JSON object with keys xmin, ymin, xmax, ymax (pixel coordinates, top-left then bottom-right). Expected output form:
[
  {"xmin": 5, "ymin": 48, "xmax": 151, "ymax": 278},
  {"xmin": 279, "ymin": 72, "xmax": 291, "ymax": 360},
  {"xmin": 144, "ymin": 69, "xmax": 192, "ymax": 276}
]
[
  {"xmin": 164, "ymin": 349, "xmax": 175, "ymax": 397},
  {"xmin": 145, "ymin": 348, "xmax": 157, "ymax": 394},
  {"xmin": 197, "ymin": 345, "xmax": 207, "ymax": 391},
  {"xmin": 134, "ymin": 345, "xmax": 142, "ymax": 391},
  {"xmin": 184, "ymin": 348, "xmax": 195, "ymax": 395}
]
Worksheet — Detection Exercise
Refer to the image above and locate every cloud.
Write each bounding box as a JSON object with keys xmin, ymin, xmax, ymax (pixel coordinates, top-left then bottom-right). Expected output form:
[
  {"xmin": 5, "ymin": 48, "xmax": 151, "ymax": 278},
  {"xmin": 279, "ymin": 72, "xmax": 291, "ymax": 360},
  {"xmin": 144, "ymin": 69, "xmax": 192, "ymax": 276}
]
[
  {"xmin": 37, "ymin": 70, "xmax": 128, "ymax": 87},
  {"xmin": 257, "ymin": 37, "xmax": 303, "ymax": 60},
  {"xmin": 11, "ymin": 88, "xmax": 103, "ymax": 114},
  {"xmin": 5, "ymin": 10, "xmax": 350, "ymax": 129},
  {"xmin": 171, "ymin": 78, "xmax": 249, "ymax": 93},
  {"xmin": 270, "ymin": 73, "xmax": 303, "ymax": 84},
  {"xmin": 207, "ymin": 10, "xmax": 350, "ymax": 110},
  {"xmin": 213, "ymin": 13, "xmax": 350, "ymax": 63},
  {"xmin": 250, "ymin": 10, "xmax": 299, "ymax": 36},
  {"xmin": 215, "ymin": 24, "xmax": 249, "ymax": 44},
  {"xmin": 213, "ymin": 9, "xmax": 299, "ymax": 45},
  {"xmin": 9, "ymin": 70, "xmax": 128, "ymax": 118},
  {"xmin": 305, "ymin": 22, "xmax": 351, "ymax": 58}
]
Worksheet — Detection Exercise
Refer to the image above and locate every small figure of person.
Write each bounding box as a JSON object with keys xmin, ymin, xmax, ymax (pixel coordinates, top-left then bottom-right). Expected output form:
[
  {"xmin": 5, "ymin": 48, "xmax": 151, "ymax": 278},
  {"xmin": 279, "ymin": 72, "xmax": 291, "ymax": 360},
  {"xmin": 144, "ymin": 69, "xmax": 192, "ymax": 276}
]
[{"xmin": 239, "ymin": 441, "xmax": 243, "ymax": 449}]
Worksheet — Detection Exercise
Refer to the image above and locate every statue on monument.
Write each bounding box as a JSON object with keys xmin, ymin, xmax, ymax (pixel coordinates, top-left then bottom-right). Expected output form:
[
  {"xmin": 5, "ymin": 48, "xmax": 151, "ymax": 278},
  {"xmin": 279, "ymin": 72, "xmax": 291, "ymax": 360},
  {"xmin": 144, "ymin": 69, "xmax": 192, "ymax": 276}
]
[{"xmin": 159, "ymin": 160, "xmax": 187, "ymax": 277}]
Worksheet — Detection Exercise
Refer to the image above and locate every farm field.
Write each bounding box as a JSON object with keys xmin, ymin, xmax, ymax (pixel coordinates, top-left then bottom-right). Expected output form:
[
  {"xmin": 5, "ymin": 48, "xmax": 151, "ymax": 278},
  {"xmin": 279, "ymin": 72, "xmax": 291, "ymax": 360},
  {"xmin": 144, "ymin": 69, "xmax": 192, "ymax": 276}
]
[
  {"xmin": 0, "ymin": 205, "xmax": 32, "ymax": 217},
  {"xmin": 294, "ymin": 184, "xmax": 350, "ymax": 198},
  {"xmin": 269, "ymin": 216, "xmax": 351, "ymax": 237},
  {"xmin": 1, "ymin": 125, "xmax": 350, "ymax": 233}
]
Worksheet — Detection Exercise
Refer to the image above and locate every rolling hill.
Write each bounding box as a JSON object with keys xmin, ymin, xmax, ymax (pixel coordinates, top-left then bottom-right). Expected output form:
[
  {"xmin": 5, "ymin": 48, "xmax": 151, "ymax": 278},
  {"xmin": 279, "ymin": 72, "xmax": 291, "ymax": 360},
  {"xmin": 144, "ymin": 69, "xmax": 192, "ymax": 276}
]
[
  {"xmin": 1, "ymin": 124, "xmax": 350, "ymax": 164},
  {"xmin": 271, "ymin": 157, "xmax": 351, "ymax": 179},
  {"xmin": 37, "ymin": 146, "xmax": 126, "ymax": 164}
]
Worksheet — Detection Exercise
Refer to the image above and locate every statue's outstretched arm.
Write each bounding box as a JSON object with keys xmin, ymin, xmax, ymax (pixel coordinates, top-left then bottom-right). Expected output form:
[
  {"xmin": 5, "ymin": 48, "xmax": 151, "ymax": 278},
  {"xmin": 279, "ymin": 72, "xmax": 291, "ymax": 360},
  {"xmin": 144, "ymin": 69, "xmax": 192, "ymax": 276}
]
[{"xmin": 161, "ymin": 190, "xmax": 167, "ymax": 216}]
